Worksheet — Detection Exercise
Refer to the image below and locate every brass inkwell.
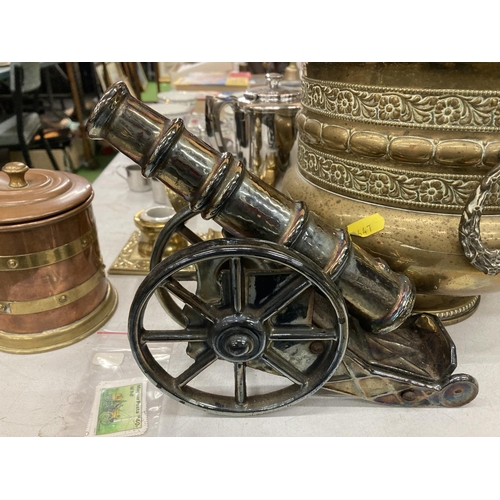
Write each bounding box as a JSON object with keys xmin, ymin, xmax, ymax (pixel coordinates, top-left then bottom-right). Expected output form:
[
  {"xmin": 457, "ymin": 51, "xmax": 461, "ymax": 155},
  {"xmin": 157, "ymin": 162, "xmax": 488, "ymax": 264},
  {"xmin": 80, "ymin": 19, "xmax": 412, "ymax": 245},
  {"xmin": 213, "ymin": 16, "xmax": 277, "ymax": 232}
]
[{"xmin": 109, "ymin": 204, "xmax": 221, "ymax": 275}]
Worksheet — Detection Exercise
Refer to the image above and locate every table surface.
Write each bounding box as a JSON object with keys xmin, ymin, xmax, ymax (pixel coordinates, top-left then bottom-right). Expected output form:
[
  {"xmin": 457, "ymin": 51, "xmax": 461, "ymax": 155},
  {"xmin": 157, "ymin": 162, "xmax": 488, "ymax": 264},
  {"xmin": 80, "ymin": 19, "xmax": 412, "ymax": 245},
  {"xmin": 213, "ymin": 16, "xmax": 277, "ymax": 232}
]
[{"xmin": 2, "ymin": 151, "xmax": 500, "ymax": 437}]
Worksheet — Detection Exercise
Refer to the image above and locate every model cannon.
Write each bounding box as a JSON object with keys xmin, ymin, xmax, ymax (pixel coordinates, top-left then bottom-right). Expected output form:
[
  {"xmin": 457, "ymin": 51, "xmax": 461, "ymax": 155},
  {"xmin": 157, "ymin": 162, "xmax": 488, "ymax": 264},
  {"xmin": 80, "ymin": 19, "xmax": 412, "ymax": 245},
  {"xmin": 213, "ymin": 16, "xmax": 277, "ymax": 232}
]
[{"xmin": 87, "ymin": 82, "xmax": 478, "ymax": 414}]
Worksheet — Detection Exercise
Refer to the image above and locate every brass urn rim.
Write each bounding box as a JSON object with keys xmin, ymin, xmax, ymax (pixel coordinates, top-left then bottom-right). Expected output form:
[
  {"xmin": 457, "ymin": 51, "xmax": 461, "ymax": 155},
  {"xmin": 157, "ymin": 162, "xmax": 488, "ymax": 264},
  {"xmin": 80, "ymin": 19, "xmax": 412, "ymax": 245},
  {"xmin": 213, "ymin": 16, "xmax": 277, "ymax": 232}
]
[
  {"xmin": 413, "ymin": 295, "xmax": 480, "ymax": 326},
  {"xmin": 301, "ymin": 74, "xmax": 500, "ymax": 133}
]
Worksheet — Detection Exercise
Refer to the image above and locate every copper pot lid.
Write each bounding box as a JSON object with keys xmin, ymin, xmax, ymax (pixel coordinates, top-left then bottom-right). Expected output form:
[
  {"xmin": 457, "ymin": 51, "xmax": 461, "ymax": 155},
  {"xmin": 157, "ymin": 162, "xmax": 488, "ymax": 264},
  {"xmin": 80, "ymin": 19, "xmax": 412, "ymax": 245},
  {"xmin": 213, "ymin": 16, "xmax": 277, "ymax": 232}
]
[{"xmin": 0, "ymin": 162, "xmax": 93, "ymax": 226}]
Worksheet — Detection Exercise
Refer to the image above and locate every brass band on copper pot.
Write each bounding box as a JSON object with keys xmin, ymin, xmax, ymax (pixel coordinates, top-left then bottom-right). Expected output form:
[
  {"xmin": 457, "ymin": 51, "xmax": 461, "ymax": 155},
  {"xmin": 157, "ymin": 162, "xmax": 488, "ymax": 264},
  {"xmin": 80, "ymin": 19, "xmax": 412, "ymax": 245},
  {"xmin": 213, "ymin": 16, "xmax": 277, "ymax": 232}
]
[
  {"xmin": 0, "ymin": 268, "xmax": 104, "ymax": 315},
  {"xmin": 0, "ymin": 282, "xmax": 118, "ymax": 354},
  {"xmin": 0, "ymin": 228, "xmax": 98, "ymax": 271}
]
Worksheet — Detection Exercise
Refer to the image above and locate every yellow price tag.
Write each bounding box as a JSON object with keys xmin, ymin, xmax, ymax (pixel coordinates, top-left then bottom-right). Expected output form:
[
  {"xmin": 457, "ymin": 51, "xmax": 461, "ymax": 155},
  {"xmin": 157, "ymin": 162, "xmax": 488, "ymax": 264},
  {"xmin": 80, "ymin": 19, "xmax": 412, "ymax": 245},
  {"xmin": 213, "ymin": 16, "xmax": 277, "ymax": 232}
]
[{"xmin": 347, "ymin": 213, "xmax": 385, "ymax": 238}]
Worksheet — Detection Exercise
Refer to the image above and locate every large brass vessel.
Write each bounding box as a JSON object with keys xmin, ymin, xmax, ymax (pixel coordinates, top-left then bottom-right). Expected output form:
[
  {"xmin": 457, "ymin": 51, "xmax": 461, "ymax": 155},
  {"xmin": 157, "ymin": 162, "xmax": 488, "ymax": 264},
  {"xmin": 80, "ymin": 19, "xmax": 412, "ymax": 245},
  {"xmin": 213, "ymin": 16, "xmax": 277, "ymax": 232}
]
[{"xmin": 281, "ymin": 62, "xmax": 500, "ymax": 324}]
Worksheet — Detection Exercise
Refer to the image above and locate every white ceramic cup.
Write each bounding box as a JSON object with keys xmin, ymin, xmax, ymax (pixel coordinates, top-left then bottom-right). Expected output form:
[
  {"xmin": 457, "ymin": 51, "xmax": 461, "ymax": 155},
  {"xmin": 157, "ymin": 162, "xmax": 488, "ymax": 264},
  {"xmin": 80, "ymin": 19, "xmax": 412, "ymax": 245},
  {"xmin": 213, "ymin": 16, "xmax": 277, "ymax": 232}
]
[
  {"xmin": 140, "ymin": 205, "xmax": 175, "ymax": 223},
  {"xmin": 151, "ymin": 178, "xmax": 170, "ymax": 205},
  {"xmin": 117, "ymin": 164, "xmax": 151, "ymax": 192}
]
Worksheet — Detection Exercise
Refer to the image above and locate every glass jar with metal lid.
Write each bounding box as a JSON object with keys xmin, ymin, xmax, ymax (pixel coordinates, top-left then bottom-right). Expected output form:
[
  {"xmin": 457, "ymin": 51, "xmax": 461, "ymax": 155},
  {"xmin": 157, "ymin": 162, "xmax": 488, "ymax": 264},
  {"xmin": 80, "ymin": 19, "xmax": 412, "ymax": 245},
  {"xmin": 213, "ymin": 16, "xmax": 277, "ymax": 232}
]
[{"xmin": 0, "ymin": 162, "xmax": 118, "ymax": 353}]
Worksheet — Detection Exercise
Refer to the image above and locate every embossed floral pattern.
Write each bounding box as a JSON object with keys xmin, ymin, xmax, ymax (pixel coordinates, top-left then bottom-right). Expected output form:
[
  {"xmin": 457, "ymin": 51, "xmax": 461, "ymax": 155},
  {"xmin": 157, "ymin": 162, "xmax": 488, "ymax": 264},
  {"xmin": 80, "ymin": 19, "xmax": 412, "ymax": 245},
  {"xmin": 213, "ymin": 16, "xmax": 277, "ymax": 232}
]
[
  {"xmin": 306, "ymin": 148, "xmax": 318, "ymax": 174},
  {"xmin": 435, "ymin": 98, "xmax": 461, "ymax": 125},
  {"xmin": 311, "ymin": 85, "xmax": 324, "ymax": 107},
  {"xmin": 331, "ymin": 164, "xmax": 348, "ymax": 186},
  {"xmin": 369, "ymin": 173, "xmax": 391, "ymax": 195},
  {"xmin": 494, "ymin": 105, "xmax": 500, "ymax": 127},
  {"xmin": 378, "ymin": 96, "xmax": 402, "ymax": 121},
  {"xmin": 337, "ymin": 91, "xmax": 354, "ymax": 114},
  {"xmin": 297, "ymin": 142, "xmax": 498, "ymax": 211},
  {"xmin": 419, "ymin": 180, "xmax": 446, "ymax": 202},
  {"xmin": 302, "ymin": 79, "xmax": 500, "ymax": 131}
]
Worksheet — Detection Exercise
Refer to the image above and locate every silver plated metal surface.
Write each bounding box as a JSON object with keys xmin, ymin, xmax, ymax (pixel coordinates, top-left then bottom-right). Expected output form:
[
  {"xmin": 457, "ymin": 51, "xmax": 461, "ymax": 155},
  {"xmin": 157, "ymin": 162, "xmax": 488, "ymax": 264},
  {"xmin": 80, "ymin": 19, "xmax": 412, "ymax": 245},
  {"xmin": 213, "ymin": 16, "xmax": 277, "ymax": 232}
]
[
  {"xmin": 87, "ymin": 81, "xmax": 415, "ymax": 334},
  {"xmin": 205, "ymin": 73, "xmax": 302, "ymax": 186}
]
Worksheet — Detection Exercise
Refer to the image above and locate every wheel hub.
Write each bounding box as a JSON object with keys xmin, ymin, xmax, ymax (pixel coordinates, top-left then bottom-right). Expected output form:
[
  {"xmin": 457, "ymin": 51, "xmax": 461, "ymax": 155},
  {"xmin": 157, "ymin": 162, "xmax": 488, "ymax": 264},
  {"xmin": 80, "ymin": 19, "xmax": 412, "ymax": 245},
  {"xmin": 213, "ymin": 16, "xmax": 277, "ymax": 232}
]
[{"xmin": 211, "ymin": 317, "xmax": 266, "ymax": 363}]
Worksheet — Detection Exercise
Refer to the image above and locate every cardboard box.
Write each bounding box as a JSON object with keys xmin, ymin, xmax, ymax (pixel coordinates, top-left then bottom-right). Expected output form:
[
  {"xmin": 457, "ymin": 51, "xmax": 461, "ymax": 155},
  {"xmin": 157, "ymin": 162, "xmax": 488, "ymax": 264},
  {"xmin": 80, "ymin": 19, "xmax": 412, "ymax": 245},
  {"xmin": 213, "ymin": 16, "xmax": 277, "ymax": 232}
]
[{"xmin": 9, "ymin": 137, "xmax": 94, "ymax": 171}]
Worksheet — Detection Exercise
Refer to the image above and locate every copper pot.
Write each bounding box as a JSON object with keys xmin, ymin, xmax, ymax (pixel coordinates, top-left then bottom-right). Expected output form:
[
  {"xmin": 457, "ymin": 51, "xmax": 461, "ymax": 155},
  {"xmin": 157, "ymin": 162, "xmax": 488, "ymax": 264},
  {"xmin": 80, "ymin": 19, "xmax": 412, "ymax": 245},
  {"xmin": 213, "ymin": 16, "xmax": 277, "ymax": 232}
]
[{"xmin": 0, "ymin": 162, "xmax": 118, "ymax": 353}]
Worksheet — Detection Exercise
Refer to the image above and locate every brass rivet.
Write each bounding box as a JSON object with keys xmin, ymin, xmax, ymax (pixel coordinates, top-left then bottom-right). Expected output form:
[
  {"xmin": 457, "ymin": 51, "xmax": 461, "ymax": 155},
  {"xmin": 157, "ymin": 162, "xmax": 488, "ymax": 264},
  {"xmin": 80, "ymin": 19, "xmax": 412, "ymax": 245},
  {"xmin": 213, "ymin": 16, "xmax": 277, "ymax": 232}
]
[
  {"xmin": 82, "ymin": 238, "xmax": 88, "ymax": 245},
  {"xmin": 59, "ymin": 295, "xmax": 68, "ymax": 304},
  {"xmin": 7, "ymin": 259, "xmax": 18, "ymax": 269}
]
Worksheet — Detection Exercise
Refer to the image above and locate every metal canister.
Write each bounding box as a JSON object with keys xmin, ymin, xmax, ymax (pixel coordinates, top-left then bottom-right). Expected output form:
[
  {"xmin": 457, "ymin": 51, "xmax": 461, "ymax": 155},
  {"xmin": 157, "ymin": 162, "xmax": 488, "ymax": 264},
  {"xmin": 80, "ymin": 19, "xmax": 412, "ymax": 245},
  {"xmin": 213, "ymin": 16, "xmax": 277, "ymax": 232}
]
[
  {"xmin": 0, "ymin": 162, "xmax": 118, "ymax": 353},
  {"xmin": 205, "ymin": 73, "xmax": 301, "ymax": 186}
]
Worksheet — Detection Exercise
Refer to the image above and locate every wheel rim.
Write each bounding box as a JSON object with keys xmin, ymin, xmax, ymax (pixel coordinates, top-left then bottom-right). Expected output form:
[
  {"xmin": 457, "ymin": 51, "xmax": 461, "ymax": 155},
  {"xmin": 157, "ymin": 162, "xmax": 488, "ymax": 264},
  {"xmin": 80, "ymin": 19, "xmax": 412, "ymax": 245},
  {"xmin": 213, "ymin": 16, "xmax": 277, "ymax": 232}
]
[
  {"xmin": 130, "ymin": 238, "xmax": 349, "ymax": 415},
  {"xmin": 150, "ymin": 206, "xmax": 214, "ymax": 326}
]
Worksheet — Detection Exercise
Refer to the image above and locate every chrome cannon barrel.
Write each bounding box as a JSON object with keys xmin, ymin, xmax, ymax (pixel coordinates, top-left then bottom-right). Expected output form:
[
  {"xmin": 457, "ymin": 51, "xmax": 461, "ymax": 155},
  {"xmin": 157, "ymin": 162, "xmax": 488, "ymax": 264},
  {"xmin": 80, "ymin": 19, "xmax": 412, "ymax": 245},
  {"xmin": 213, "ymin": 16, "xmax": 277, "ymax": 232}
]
[{"xmin": 87, "ymin": 82, "xmax": 415, "ymax": 334}]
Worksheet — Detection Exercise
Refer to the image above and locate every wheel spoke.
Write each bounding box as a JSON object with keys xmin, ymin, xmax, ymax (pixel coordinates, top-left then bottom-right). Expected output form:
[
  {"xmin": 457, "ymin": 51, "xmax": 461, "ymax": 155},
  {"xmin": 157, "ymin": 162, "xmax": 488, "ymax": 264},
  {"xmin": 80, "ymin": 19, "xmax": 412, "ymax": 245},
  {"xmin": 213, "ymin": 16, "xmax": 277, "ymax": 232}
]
[
  {"xmin": 163, "ymin": 277, "xmax": 218, "ymax": 323},
  {"xmin": 256, "ymin": 274, "xmax": 311, "ymax": 322},
  {"xmin": 140, "ymin": 328, "xmax": 208, "ymax": 343},
  {"xmin": 174, "ymin": 349, "xmax": 217, "ymax": 388},
  {"xmin": 179, "ymin": 225, "xmax": 203, "ymax": 245},
  {"xmin": 270, "ymin": 326, "xmax": 339, "ymax": 342},
  {"xmin": 234, "ymin": 362, "xmax": 247, "ymax": 404},
  {"xmin": 261, "ymin": 349, "xmax": 308, "ymax": 386},
  {"xmin": 230, "ymin": 257, "xmax": 244, "ymax": 313}
]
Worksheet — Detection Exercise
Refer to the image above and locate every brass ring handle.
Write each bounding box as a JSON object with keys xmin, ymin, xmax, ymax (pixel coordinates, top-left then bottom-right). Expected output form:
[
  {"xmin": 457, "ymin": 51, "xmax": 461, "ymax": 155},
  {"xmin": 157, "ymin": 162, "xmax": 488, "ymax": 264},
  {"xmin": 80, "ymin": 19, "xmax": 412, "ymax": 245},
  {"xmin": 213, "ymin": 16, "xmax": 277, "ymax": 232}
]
[{"xmin": 459, "ymin": 163, "xmax": 500, "ymax": 275}]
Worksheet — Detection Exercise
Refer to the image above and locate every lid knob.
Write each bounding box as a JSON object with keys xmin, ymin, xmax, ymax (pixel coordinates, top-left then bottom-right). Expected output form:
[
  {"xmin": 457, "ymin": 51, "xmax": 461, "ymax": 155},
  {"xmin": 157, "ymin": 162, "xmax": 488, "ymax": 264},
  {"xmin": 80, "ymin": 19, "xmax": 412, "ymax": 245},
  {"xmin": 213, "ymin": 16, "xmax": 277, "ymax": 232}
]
[
  {"xmin": 2, "ymin": 162, "xmax": 29, "ymax": 188},
  {"xmin": 266, "ymin": 73, "xmax": 283, "ymax": 90},
  {"xmin": 284, "ymin": 63, "xmax": 300, "ymax": 81}
]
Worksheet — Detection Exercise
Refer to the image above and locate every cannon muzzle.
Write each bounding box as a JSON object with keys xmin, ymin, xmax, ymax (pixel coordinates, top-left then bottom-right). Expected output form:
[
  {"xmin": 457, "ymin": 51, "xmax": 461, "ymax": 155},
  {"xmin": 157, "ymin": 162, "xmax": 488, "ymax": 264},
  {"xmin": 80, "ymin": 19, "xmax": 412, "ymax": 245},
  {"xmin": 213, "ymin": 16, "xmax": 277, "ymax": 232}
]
[{"xmin": 87, "ymin": 82, "xmax": 415, "ymax": 333}]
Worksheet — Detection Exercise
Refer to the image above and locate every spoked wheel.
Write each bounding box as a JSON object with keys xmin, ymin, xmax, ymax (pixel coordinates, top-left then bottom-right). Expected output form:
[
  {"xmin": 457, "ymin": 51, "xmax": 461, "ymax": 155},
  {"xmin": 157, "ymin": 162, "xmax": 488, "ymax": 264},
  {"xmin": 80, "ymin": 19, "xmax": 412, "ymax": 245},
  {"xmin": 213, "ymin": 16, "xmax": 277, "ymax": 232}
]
[
  {"xmin": 150, "ymin": 206, "xmax": 223, "ymax": 326},
  {"xmin": 129, "ymin": 238, "xmax": 349, "ymax": 415}
]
